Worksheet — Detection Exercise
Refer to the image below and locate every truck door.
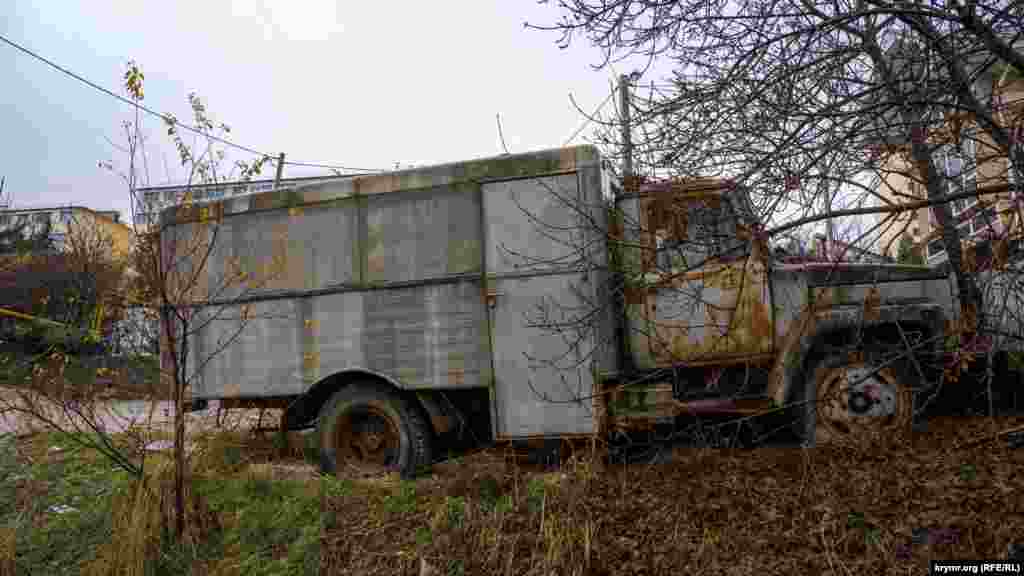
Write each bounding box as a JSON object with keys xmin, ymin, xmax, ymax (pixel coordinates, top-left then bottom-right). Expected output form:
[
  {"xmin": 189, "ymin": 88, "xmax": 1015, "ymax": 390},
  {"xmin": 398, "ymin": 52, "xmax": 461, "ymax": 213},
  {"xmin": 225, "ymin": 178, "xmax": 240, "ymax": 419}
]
[
  {"xmin": 482, "ymin": 173, "xmax": 597, "ymax": 438},
  {"xmin": 644, "ymin": 191, "xmax": 772, "ymax": 366}
]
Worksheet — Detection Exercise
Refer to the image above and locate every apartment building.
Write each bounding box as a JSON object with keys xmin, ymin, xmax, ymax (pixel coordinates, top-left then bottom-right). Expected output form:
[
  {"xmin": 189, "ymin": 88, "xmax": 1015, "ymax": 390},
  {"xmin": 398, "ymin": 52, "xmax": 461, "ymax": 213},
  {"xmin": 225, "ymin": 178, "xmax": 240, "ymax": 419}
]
[
  {"xmin": 872, "ymin": 51, "xmax": 1024, "ymax": 266},
  {"xmin": 0, "ymin": 205, "xmax": 132, "ymax": 261},
  {"xmin": 134, "ymin": 174, "xmax": 351, "ymax": 229}
]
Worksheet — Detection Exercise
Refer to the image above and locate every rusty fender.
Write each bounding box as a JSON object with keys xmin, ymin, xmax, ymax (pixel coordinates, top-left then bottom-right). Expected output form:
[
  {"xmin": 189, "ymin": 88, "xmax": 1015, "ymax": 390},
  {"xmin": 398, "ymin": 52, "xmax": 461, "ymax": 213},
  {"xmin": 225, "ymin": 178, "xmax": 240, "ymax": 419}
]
[{"xmin": 766, "ymin": 301, "xmax": 945, "ymax": 408}]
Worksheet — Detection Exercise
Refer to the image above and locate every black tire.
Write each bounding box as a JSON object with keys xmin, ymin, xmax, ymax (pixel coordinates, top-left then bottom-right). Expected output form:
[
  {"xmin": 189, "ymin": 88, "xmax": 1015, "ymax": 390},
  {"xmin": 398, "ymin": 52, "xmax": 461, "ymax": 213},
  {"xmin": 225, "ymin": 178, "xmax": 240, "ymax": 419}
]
[
  {"xmin": 798, "ymin": 334, "xmax": 916, "ymax": 447},
  {"xmin": 317, "ymin": 382, "xmax": 432, "ymax": 479}
]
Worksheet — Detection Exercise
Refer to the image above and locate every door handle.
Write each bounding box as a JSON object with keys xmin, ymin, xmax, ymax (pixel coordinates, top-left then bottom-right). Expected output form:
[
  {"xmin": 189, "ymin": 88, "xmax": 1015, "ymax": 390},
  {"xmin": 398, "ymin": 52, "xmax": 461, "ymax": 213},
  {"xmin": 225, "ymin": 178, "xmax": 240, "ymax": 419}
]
[{"xmin": 486, "ymin": 290, "xmax": 504, "ymax": 308}]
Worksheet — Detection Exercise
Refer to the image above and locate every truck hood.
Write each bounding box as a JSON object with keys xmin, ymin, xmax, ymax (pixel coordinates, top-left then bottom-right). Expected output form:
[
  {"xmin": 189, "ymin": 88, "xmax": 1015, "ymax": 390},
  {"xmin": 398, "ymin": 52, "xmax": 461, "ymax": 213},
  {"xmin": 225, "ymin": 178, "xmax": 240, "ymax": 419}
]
[{"xmin": 773, "ymin": 262, "xmax": 949, "ymax": 287}]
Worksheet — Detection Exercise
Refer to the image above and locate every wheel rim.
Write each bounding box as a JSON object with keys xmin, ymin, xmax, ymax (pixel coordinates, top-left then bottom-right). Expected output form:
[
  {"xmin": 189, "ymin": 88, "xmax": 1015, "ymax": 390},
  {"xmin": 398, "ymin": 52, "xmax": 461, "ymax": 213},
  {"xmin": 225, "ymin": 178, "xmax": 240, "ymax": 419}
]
[
  {"xmin": 813, "ymin": 355, "xmax": 912, "ymax": 445},
  {"xmin": 335, "ymin": 405, "xmax": 402, "ymax": 473}
]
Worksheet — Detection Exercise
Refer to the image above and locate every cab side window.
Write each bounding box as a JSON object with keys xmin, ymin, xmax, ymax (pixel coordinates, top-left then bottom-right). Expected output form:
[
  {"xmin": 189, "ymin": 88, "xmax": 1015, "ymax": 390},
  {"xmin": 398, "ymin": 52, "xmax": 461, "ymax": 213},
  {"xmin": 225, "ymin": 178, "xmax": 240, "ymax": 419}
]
[{"xmin": 653, "ymin": 198, "xmax": 746, "ymax": 271}]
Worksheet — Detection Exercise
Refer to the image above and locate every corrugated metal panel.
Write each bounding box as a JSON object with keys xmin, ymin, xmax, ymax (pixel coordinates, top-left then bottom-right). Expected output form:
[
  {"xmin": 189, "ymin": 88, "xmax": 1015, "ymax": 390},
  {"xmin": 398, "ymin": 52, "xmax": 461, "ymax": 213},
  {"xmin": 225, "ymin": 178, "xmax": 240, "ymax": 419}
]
[
  {"xmin": 232, "ymin": 210, "xmax": 294, "ymax": 293},
  {"xmin": 201, "ymin": 200, "xmax": 359, "ymax": 300},
  {"xmin": 196, "ymin": 299, "xmax": 303, "ymax": 398},
  {"xmin": 365, "ymin": 184, "xmax": 481, "ymax": 283},
  {"xmin": 484, "ymin": 173, "xmax": 581, "ymax": 275},
  {"xmin": 361, "ymin": 283, "xmax": 489, "ymax": 388},
  {"xmin": 579, "ymin": 163, "xmax": 618, "ymax": 375},
  {"xmin": 288, "ymin": 201, "xmax": 358, "ymax": 289},
  {"xmin": 310, "ymin": 283, "xmax": 488, "ymax": 389},
  {"xmin": 489, "ymin": 274, "xmax": 596, "ymax": 436},
  {"xmin": 312, "ymin": 292, "xmax": 366, "ymax": 374}
]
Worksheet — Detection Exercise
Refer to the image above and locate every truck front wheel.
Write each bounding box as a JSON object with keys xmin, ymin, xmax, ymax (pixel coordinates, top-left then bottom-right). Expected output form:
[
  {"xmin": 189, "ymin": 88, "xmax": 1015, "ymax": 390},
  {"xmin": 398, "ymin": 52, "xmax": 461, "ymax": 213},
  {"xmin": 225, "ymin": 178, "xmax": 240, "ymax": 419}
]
[
  {"xmin": 800, "ymin": 339, "xmax": 915, "ymax": 447},
  {"xmin": 317, "ymin": 383, "xmax": 432, "ymax": 479}
]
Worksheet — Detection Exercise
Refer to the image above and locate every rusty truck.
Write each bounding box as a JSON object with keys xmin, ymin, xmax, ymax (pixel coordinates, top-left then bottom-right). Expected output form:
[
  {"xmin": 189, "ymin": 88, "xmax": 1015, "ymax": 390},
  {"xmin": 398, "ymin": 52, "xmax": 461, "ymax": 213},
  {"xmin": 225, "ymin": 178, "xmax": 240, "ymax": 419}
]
[{"xmin": 159, "ymin": 145, "xmax": 972, "ymax": 477}]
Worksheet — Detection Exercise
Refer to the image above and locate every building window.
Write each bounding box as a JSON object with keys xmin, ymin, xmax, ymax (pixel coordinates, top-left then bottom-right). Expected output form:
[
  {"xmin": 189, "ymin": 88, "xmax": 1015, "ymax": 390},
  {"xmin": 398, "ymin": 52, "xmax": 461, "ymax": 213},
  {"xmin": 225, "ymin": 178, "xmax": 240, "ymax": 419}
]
[
  {"xmin": 1010, "ymin": 156, "xmax": 1021, "ymax": 200},
  {"xmin": 969, "ymin": 205, "xmax": 999, "ymax": 238},
  {"xmin": 939, "ymin": 129, "xmax": 978, "ymax": 215}
]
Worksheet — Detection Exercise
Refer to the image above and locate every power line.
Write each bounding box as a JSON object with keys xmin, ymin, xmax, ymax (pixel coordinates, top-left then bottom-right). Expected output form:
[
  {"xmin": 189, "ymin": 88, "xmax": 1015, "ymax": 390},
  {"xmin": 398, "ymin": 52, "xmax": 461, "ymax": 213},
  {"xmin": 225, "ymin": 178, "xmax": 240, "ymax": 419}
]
[
  {"xmin": 282, "ymin": 160, "xmax": 382, "ymax": 172},
  {"xmin": 0, "ymin": 33, "xmax": 385, "ymax": 173},
  {"xmin": 0, "ymin": 33, "xmax": 274, "ymax": 157},
  {"xmin": 563, "ymin": 88, "xmax": 616, "ymax": 146}
]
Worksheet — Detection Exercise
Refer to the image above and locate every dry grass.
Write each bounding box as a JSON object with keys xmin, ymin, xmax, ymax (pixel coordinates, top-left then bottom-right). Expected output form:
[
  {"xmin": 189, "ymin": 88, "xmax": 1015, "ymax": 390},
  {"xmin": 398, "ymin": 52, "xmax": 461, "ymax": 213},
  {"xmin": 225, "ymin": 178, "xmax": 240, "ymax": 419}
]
[
  {"xmin": 323, "ymin": 415, "xmax": 1024, "ymax": 575},
  {"xmin": 4, "ymin": 410, "xmax": 1022, "ymax": 575}
]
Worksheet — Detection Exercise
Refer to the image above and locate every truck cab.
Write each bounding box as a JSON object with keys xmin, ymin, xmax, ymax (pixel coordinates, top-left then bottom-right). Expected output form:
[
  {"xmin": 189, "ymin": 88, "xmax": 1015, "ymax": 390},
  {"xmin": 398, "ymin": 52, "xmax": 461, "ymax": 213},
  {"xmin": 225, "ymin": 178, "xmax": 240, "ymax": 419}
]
[{"xmin": 607, "ymin": 177, "xmax": 952, "ymax": 447}]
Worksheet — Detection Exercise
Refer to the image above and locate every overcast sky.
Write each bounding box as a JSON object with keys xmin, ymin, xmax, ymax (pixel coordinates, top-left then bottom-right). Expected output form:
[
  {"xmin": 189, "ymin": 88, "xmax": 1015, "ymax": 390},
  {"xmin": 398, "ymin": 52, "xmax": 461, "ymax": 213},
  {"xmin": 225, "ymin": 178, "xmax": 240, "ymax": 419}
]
[{"xmin": 3, "ymin": 1, "xmax": 652, "ymax": 222}]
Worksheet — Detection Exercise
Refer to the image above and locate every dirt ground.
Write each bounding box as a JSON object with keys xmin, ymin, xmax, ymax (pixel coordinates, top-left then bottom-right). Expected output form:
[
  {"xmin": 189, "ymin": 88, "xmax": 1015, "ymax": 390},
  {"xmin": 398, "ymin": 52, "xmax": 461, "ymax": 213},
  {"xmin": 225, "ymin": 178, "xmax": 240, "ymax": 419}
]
[{"xmin": 323, "ymin": 415, "xmax": 1024, "ymax": 576}]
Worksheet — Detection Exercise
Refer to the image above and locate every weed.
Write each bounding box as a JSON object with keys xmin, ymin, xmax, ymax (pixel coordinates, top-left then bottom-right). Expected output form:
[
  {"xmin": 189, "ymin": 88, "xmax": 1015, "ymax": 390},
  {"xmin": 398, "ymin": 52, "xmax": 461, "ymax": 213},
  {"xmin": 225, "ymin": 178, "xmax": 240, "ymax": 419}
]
[
  {"xmin": 222, "ymin": 443, "xmax": 244, "ymax": 468},
  {"xmin": 384, "ymin": 481, "xmax": 418, "ymax": 515},
  {"xmin": 526, "ymin": 477, "xmax": 545, "ymax": 513},
  {"xmin": 477, "ymin": 475, "xmax": 501, "ymax": 512},
  {"xmin": 958, "ymin": 463, "xmax": 977, "ymax": 482},
  {"xmin": 446, "ymin": 496, "xmax": 466, "ymax": 529},
  {"xmin": 246, "ymin": 474, "xmax": 275, "ymax": 498},
  {"xmin": 846, "ymin": 511, "xmax": 865, "ymax": 530},
  {"xmin": 494, "ymin": 494, "xmax": 513, "ymax": 515},
  {"xmin": 322, "ymin": 508, "xmax": 339, "ymax": 532},
  {"xmin": 300, "ymin": 433, "xmax": 318, "ymax": 464},
  {"xmin": 446, "ymin": 558, "xmax": 465, "ymax": 576},
  {"xmin": 322, "ymin": 475, "xmax": 353, "ymax": 499},
  {"xmin": 415, "ymin": 525, "xmax": 433, "ymax": 546},
  {"xmin": 273, "ymin": 428, "xmax": 288, "ymax": 454}
]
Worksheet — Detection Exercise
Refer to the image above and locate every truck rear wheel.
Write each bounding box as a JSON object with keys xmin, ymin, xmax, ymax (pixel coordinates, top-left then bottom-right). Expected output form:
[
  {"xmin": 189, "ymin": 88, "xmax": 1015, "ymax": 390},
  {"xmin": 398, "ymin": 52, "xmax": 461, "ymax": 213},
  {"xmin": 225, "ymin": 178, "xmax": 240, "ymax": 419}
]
[
  {"xmin": 801, "ymin": 338, "xmax": 915, "ymax": 447},
  {"xmin": 317, "ymin": 383, "xmax": 432, "ymax": 479}
]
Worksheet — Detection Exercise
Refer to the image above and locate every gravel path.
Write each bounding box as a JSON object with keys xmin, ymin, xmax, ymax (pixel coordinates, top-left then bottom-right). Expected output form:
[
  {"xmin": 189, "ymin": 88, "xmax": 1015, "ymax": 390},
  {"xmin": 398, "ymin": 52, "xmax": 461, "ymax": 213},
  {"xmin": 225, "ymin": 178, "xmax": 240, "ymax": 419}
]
[{"xmin": 0, "ymin": 388, "xmax": 282, "ymax": 439}]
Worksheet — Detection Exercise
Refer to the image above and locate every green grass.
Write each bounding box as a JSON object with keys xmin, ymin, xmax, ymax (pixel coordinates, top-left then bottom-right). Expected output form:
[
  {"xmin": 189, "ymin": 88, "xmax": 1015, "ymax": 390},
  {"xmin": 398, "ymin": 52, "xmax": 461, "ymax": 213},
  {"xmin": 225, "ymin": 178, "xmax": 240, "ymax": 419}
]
[
  {"xmin": 196, "ymin": 472, "xmax": 320, "ymax": 576},
  {"xmin": 0, "ymin": 431, "xmax": 132, "ymax": 574},
  {"xmin": 383, "ymin": 481, "xmax": 418, "ymax": 515},
  {"xmin": 0, "ymin": 430, "xmax": 322, "ymax": 576}
]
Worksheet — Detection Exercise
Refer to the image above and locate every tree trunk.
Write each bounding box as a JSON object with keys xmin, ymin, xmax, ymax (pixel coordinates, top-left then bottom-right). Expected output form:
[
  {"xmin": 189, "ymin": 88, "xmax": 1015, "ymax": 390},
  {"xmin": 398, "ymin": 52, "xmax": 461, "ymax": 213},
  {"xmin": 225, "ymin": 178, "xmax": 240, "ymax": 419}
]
[
  {"xmin": 863, "ymin": 34, "xmax": 983, "ymax": 326},
  {"xmin": 174, "ymin": 317, "xmax": 186, "ymax": 540}
]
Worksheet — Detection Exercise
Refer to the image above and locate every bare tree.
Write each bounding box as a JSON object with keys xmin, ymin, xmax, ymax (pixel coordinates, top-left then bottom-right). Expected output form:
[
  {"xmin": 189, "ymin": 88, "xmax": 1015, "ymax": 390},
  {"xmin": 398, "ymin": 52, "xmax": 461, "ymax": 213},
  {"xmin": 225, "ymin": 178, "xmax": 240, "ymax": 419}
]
[
  {"xmin": 114, "ymin": 68, "xmax": 290, "ymax": 541},
  {"xmin": 508, "ymin": 0, "xmax": 1024, "ymax": 452},
  {"xmin": 0, "ymin": 60, "xmax": 290, "ymax": 550}
]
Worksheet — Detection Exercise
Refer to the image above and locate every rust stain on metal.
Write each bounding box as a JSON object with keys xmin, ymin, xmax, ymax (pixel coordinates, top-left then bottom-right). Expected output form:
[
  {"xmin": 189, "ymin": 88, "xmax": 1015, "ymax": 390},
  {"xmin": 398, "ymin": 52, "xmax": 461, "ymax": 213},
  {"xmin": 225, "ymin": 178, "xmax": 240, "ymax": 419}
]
[
  {"xmin": 447, "ymin": 368, "xmax": 466, "ymax": 387},
  {"xmin": 431, "ymin": 414, "xmax": 451, "ymax": 435},
  {"xmin": 644, "ymin": 257, "xmax": 772, "ymax": 364},
  {"xmin": 863, "ymin": 286, "xmax": 882, "ymax": 323},
  {"xmin": 767, "ymin": 303, "xmax": 819, "ymax": 406},
  {"xmin": 630, "ymin": 178, "xmax": 775, "ymax": 370}
]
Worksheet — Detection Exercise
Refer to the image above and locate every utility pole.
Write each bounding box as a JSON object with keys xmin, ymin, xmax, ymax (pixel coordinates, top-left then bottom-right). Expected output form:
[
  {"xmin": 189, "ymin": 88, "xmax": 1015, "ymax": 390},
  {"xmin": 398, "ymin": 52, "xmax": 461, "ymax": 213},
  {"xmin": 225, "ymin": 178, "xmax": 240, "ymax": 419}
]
[
  {"xmin": 825, "ymin": 188, "xmax": 833, "ymax": 261},
  {"xmin": 274, "ymin": 152, "xmax": 286, "ymax": 190},
  {"xmin": 615, "ymin": 72, "xmax": 637, "ymax": 375},
  {"xmin": 619, "ymin": 74, "xmax": 634, "ymax": 182}
]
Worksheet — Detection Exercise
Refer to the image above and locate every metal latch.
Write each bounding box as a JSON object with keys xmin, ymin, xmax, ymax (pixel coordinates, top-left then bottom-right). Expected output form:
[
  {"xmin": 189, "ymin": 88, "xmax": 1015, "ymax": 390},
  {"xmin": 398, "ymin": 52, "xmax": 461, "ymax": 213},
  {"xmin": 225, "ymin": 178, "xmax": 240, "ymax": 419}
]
[{"xmin": 486, "ymin": 289, "xmax": 504, "ymax": 308}]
